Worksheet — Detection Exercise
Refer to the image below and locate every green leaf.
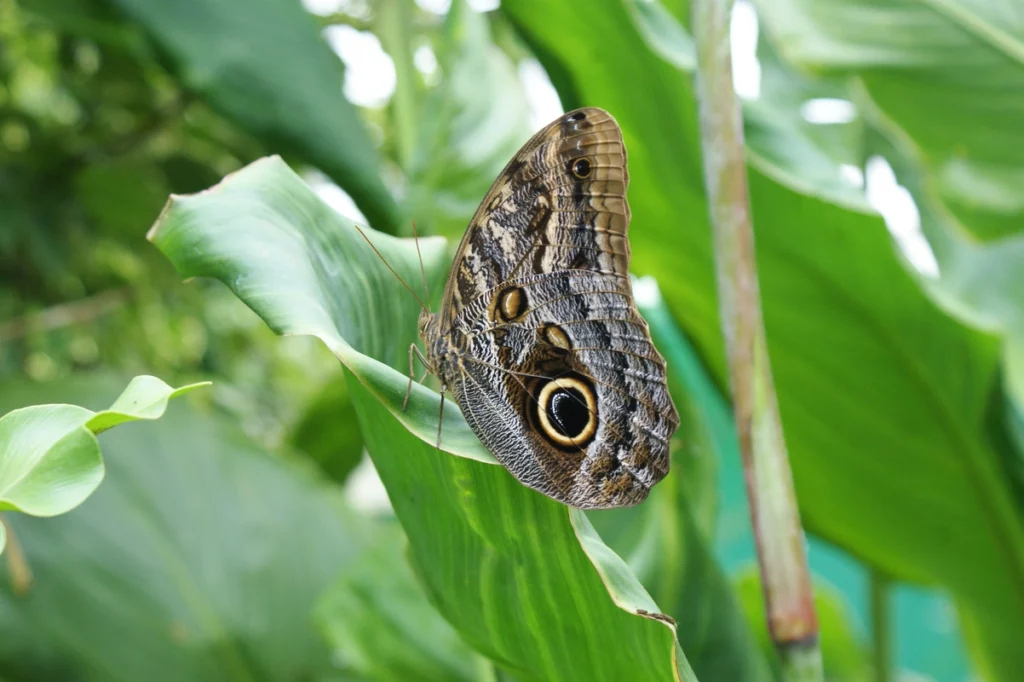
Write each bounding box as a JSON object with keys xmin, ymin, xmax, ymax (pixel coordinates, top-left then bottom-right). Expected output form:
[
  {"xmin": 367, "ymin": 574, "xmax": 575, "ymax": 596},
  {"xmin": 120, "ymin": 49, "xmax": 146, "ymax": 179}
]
[
  {"xmin": 0, "ymin": 375, "xmax": 369, "ymax": 682},
  {"xmin": 315, "ymin": 519, "xmax": 480, "ymax": 682},
  {"xmin": 503, "ymin": 0, "xmax": 1024, "ymax": 674},
  {"xmin": 149, "ymin": 155, "xmax": 489, "ymax": 464},
  {"xmin": 353, "ymin": 382, "xmax": 689, "ymax": 681},
  {"xmin": 0, "ymin": 375, "xmax": 207, "ymax": 551},
  {"xmin": 408, "ymin": 0, "xmax": 535, "ymax": 239},
  {"xmin": 754, "ymin": 0, "xmax": 1024, "ymax": 242},
  {"xmin": 753, "ymin": 0, "xmax": 1024, "ymax": 453},
  {"xmin": 86, "ymin": 375, "xmax": 210, "ymax": 433},
  {"xmin": 150, "ymin": 155, "xmax": 693, "ymax": 681},
  {"xmin": 108, "ymin": 0, "xmax": 401, "ymax": 233}
]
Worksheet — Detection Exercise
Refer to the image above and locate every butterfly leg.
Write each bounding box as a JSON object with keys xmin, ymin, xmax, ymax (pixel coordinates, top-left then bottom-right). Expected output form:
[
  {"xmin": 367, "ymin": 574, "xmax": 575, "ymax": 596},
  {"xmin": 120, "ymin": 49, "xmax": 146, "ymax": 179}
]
[
  {"xmin": 402, "ymin": 343, "xmax": 432, "ymax": 412},
  {"xmin": 436, "ymin": 384, "xmax": 446, "ymax": 450}
]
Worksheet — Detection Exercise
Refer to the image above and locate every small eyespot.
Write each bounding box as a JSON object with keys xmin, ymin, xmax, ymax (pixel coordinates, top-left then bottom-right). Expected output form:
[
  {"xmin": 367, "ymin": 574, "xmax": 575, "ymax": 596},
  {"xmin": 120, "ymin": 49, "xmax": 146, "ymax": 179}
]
[
  {"xmin": 534, "ymin": 376, "xmax": 598, "ymax": 448},
  {"xmin": 566, "ymin": 111, "xmax": 586, "ymax": 122},
  {"xmin": 569, "ymin": 158, "xmax": 591, "ymax": 179},
  {"xmin": 496, "ymin": 287, "xmax": 526, "ymax": 321},
  {"xmin": 542, "ymin": 324, "xmax": 572, "ymax": 350}
]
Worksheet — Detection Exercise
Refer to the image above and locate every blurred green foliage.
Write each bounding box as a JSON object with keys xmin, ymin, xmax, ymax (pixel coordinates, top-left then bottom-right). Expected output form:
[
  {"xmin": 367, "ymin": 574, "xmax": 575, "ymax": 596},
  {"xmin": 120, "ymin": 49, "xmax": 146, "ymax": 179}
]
[{"xmin": 2, "ymin": 0, "xmax": 1022, "ymax": 680}]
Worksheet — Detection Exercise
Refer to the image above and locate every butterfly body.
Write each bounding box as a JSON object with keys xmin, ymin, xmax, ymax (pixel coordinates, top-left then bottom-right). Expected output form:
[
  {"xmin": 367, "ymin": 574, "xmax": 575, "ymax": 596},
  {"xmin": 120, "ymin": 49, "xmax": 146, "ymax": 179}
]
[{"xmin": 418, "ymin": 108, "xmax": 678, "ymax": 510}]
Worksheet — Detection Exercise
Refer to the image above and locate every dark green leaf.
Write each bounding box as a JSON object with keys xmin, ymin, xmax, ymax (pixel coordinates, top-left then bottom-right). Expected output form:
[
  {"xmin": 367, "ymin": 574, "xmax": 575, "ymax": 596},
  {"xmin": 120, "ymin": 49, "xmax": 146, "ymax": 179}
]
[
  {"xmin": 289, "ymin": 371, "xmax": 365, "ymax": 485},
  {"xmin": 109, "ymin": 0, "xmax": 401, "ymax": 233}
]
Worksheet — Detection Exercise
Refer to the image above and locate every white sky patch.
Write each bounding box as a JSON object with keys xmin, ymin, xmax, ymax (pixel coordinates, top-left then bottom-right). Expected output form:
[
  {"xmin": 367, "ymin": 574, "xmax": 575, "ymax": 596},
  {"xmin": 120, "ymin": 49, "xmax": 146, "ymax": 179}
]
[
  {"xmin": 324, "ymin": 25, "xmax": 396, "ymax": 108},
  {"xmin": 801, "ymin": 98, "xmax": 857, "ymax": 124},
  {"xmin": 468, "ymin": 0, "xmax": 500, "ymax": 10},
  {"xmin": 865, "ymin": 156, "xmax": 939, "ymax": 277},
  {"xmin": 301, "ymin": 0, "xmax": 343, "ymax": 15},
  {"xmin": 632, "ymin": 276, "xmax": 661, "ymax": 309},
  {"xmin": 415, "ymin": 0, "xmax": 451, "ymax": 14},
  {"xmin": 840, "ymin": 163, "xmax": 865, "ymax": 188},
  {"xmin": 303, "ymin": 169, "xmax": 369, "ymax": 225},
  {"xmin": 414, "ymin": 44, "xmax": 439, "ymax": 77},
  {"xmin": 731, "ymin": 0, "xmax": 761, "ymax": 100},
  {"xmin": 519, "ymin": 58, "xmax": 563, "ymax": 129},
  {"xmin": 344, "ymin": 455, "xmax": 393, "ymax": 513}
]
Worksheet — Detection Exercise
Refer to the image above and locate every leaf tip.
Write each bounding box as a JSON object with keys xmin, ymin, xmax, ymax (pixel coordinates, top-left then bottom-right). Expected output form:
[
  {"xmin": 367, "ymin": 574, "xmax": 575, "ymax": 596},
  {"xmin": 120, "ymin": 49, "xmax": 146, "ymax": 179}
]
[{"xmin": 146, "ymin": 194, "xmax": 180, "ymax": 244}]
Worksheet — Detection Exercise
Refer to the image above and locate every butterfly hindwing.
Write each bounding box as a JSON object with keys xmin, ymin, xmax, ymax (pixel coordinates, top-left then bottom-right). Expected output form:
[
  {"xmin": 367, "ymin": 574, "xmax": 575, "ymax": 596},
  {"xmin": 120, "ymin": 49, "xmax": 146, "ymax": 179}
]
[{"xmin": 422, "ymin": 108, "xmax": 678, "ymax": 509}]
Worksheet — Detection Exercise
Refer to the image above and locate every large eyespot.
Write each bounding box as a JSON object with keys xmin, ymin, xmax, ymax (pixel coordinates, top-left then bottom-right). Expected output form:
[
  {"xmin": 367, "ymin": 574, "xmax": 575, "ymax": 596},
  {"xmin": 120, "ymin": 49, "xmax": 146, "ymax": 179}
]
[
  {"xmin": 566, "ymin": 111, "xmax": 586, "ymax": 123},
  {"xmin": 496, "ymin": 286, "xmax": 527, "ymax": 321},
  {"xmin": 568, "ymin": 157, "xmax": 591, "ymax": 179},
  {"xmin": 536, "ymin": 377, "xmax": 598, "ymax": 448}
]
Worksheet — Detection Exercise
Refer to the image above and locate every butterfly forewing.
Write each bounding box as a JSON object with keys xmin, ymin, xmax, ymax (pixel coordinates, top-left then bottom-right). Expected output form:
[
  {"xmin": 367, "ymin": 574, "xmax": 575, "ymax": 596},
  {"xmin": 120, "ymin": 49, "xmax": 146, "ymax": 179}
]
[{"xmin": 421, "ymin": 107, "xmax": 678, "ymax": 509}]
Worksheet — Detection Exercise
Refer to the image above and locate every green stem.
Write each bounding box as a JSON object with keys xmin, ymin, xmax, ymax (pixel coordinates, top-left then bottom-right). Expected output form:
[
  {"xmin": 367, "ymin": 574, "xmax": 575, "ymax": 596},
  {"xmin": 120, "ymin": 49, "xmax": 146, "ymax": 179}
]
[
  {"xmin": 691, "ymin": 0, "xmax": 823, "ymax": 679},
  {"xmin": 871, "ymin": 571, "xmax": 893, "ymax": 682},
  {"xmin": 376, "ymin": 0, "xmax": 419, "ymax": 173},
  {"xmin": 2, "ymin": 516, "xmax": 33, "ymax": 595}
]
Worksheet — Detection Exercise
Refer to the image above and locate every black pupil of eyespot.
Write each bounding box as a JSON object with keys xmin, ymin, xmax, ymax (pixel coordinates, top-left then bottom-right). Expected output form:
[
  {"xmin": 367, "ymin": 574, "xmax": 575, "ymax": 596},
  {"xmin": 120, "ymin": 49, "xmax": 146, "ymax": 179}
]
[
  {"xmin": 567, "ymin": 112, "xmax": 585, "ymax": 122},
  {"xmin": 572, "ymin": 159, "xmax": 590, "ymax": 177},
  {"xmin": 549, "ymin": 388, "xmax": 590, "ymax": 439}
]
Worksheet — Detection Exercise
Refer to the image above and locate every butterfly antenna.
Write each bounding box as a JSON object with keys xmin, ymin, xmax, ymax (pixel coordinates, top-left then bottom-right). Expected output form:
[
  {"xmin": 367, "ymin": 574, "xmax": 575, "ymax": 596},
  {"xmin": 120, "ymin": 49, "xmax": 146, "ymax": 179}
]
[
  {"xmin": 410, "ymin": 219, "xmax": 431, "ymax": 305},
  {"xmin": 352, "ymin": 223, "xmax": 429, "ymax": 312}
]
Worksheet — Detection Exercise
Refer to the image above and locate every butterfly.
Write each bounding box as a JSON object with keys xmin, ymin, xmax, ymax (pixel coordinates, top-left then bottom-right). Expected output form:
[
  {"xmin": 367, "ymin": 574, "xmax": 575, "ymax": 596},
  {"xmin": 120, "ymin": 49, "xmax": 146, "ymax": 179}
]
[{"xmin": 404, "ymin": 107, "xmax": 678, "ymax": 509}]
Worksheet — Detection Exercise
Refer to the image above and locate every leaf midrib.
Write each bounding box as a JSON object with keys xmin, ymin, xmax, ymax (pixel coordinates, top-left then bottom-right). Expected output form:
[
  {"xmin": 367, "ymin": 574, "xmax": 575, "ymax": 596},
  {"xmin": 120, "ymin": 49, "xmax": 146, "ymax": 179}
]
[{"xmin": 919, "ymin": 0, "xmax": 1024, "ymax": 66}]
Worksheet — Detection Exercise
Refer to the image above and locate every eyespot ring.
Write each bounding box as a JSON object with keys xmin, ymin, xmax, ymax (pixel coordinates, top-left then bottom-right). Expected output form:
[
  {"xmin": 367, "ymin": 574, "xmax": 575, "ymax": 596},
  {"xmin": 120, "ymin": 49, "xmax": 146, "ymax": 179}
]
[
  {"xmin": 535, "ymin": 376, "xmax": 598, "ymax": 448},
  {"xmin": 569, "ymin": 157, "xmax": 591, "ymax": 179}
]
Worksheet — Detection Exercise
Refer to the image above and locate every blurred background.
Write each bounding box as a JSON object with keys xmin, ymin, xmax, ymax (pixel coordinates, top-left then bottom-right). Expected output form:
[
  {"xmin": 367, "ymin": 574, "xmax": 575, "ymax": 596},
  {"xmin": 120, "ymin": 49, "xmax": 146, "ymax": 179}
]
[{"xmin": 3, "ymin": 0, "xmax": 1023, "ymax": 680}]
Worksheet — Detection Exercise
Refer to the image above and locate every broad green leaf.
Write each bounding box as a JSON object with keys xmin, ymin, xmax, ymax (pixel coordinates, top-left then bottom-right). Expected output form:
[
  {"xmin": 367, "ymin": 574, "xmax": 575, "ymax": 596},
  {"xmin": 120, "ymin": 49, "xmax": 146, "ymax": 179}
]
[
  {"xmin": 503, "ymin": 0, "xmax": 1024, "ymax": 674},
  {"xmin": 0, "ymin": 375, "xmax": 207, "ymax": 552},
  {"xmin": 0, "ymin": 375, "xmax": 370, "ymax": 682},
  {"xmin": 107, "ymin": 0, "xmax": 401, "ymax": 233},
  {"xmin": 754, "ymin": 0, "xmax": 1024, "ymax": 243},
  {"xmin": 352, "ymin": 383, "xmax": 689, "ymax": 681},
  {"xmin": 150, "ymin": 156, "xmax": 694, "ymax": 681},
  {"xmin": 150, "ymin": 156, "xmax": 490, "ymax": 464},
  {"xmin": 753, "ymin": 0, "xmax": 1024, "ymax": 440},
  {"xmin": 407, "ymin": 0, "xmax": 534, "ymax": 239},
  {"xmin": 315, "ymin": 519, "xmax": 480, "ymax": 682}
]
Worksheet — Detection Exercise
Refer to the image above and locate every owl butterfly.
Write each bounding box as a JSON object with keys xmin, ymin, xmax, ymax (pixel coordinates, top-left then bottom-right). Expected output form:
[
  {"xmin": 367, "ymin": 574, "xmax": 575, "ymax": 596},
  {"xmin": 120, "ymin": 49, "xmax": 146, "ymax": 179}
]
[{"xmin": 373, "ymin": 107, "xmax": 678, "ymax": 509}]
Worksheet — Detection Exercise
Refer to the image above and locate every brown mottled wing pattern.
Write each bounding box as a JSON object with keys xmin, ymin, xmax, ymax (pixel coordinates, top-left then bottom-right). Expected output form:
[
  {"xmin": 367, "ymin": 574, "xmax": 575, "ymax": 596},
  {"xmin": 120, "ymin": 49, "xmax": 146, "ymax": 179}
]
[{"xmin": 423, "ymin": 107, "xmax": 678, "ymax": 509}]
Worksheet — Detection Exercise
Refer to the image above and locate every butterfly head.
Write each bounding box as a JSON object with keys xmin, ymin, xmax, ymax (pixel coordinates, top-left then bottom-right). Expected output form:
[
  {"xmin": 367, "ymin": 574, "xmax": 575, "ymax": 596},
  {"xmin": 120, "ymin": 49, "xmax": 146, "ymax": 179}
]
[{"xmin": 417, "ymin": 308, "xmax": 436, "ymax": 342}]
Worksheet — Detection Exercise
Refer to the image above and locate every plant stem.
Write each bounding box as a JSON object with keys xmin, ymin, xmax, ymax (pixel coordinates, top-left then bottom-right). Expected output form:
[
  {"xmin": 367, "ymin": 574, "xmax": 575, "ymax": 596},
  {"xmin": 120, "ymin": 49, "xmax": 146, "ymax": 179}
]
[
  {"xmin": 691, "ymin": 0, "xmax": 823, "ymax": 679},
  {"xmin": 871, "ymin": 571, "xmax": 893, "ymax": 682},
  {"xmin": 0, "ymin": 288, "xmax": 131, "ymax": 341},
  {"xmin": 2, "ymin": 516, "xmax": 33, "ymax": 595},
  {"xmin": 377, "ymin": 0, "xmax": 419, "ymax": 173}
]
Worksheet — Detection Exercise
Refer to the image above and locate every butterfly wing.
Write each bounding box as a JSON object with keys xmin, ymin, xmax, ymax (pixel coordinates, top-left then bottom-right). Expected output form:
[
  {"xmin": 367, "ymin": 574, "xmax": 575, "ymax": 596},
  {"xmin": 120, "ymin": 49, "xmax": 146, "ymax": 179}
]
[{"xmin": 429, "ymin": 107, "xmax": 678, "ymax": 509}]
